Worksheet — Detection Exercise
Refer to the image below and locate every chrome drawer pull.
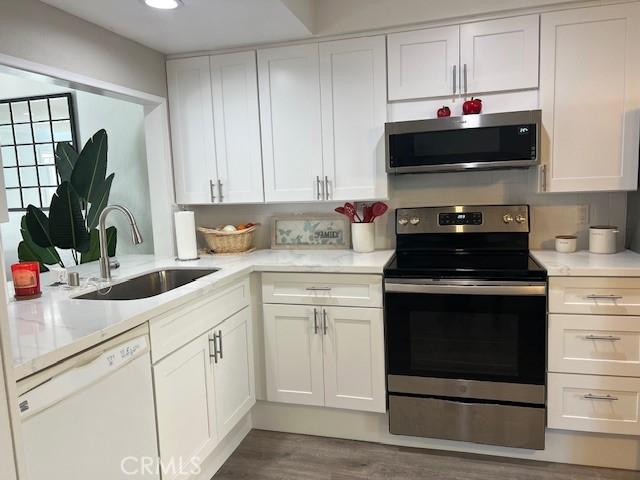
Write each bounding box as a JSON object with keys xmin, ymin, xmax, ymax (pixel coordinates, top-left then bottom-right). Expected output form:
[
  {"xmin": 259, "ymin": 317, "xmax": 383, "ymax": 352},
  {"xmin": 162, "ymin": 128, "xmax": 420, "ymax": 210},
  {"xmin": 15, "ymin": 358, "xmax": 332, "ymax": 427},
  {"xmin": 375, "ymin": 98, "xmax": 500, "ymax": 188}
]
[
  {"xmin": 584, "ymin": 335, "xmax": 621, "ymax": 341},
  {"xmin": 583, "ymin": 393, "xmax": 619, "ymax": 401},
  {"xmin": 305, "ymin": 287, "xmax": 332, "ymax": 292},
  {"xmin": 586, "ymin": 295, "xmax": 623, "ymax": 300}
]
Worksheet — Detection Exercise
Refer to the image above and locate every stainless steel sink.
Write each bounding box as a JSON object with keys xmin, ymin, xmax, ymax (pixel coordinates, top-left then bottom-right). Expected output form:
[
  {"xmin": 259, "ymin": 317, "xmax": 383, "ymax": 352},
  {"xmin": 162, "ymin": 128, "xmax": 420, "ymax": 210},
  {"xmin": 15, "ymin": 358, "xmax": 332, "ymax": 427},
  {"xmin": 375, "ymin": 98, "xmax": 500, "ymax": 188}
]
[{"xmin": 75, "ymin": 268, "xmax": 219, "ymax": 301}]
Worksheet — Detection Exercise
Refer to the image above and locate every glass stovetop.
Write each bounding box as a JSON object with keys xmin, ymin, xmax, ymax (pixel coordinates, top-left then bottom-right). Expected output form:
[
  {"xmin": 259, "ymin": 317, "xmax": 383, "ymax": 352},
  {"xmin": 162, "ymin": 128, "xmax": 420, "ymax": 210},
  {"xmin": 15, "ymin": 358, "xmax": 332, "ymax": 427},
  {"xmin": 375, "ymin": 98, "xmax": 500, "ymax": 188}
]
[{"xmin": 384, "ymin": 251, "xmax": 547, "ymax": 281}]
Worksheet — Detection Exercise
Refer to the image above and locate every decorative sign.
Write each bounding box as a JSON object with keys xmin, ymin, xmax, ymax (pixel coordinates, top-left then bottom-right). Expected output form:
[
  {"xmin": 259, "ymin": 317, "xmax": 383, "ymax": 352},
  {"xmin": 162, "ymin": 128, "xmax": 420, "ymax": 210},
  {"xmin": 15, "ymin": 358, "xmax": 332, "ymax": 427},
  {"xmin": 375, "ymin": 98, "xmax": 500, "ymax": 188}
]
[{"xmin": 271, "ymin": 214, "xmax": 350, "ymax": 250}]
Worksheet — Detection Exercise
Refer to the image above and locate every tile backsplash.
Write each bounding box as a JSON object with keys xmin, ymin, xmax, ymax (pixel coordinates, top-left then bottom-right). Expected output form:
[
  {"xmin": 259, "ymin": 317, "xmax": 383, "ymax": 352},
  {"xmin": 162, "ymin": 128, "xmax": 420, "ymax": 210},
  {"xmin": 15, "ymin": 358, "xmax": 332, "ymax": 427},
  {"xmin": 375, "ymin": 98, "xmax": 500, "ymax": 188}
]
[{"xmin": 191, "ymin": 168, "xmax": 627, "ymax": 252}]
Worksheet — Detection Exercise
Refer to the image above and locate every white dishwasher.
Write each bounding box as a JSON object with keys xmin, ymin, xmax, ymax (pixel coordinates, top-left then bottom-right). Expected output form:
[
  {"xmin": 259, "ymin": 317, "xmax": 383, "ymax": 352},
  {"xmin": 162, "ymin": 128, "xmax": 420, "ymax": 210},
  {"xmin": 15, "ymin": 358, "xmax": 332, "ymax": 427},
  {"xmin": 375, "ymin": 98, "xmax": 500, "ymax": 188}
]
[{"xmin": 17, "ymin": 325, "xmax": 160, "ymax": 480}]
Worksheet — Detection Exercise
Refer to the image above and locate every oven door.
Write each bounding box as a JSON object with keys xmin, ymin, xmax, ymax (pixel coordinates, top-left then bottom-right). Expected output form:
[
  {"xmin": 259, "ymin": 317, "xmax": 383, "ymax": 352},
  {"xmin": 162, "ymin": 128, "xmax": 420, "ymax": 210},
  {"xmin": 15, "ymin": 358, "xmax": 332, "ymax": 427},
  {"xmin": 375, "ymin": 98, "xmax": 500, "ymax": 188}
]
[{"xmin": 384, "ymin": 280, "xmax": 547, "ymax": 388}]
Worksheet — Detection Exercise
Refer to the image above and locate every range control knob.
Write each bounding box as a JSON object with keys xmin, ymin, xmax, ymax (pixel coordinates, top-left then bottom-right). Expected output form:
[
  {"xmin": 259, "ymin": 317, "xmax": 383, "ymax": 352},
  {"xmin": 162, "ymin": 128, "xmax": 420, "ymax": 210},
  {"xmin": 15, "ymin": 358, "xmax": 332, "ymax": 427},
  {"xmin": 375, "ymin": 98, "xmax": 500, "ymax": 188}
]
[
  {"xmin": 409, "ymin": 217, "xmax": 421, "ymax": 225},
  {"xmin": 503, "ymin": 214, "xmax": 514, "ymax": 224},
  {"xmin": 515, "ymin": 214, "xmax": 527, "ymax": 224},
  {"xmin": 398, "ymin": 218, "xmax": 409, "ymax": 226}
]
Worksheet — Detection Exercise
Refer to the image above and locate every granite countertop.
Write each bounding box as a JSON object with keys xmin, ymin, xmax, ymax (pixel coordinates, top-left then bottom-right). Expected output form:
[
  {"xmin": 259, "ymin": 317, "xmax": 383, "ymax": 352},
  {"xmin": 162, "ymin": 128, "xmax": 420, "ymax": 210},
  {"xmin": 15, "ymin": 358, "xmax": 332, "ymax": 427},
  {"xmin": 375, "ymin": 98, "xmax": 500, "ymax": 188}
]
[
  {"xmin": 531, "ymin": 249, "xmax": 640, "ymax": 277},
  {"xmin": 9, "ymin": 249, "xmax": 394, "ymax": 380}
]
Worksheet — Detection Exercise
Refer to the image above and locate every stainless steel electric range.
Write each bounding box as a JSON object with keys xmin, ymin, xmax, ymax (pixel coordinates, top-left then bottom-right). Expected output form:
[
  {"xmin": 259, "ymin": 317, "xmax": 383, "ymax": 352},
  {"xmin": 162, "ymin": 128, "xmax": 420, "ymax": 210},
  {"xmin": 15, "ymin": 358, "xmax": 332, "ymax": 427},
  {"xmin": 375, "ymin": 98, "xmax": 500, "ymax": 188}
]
[{"xmin": 384, "ymin": 205, "xmax": 547, "ymax": 450}]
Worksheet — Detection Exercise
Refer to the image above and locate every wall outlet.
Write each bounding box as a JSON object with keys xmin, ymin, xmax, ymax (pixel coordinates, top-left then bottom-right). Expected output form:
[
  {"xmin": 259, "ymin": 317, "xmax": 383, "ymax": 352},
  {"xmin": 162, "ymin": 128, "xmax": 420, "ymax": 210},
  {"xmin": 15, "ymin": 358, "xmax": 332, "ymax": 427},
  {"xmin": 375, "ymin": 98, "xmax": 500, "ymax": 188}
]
[{"xmin": 577, "ymin": 205, "xmax": 590, "ymax": 225}]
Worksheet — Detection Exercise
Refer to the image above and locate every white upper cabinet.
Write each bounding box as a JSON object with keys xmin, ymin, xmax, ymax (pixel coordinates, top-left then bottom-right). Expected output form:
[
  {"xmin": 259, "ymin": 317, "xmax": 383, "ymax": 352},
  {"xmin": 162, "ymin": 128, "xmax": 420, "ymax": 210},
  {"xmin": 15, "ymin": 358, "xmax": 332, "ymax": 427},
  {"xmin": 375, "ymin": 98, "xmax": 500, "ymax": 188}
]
[
  {"xmin": 211, "ymin": 52, "xmax": 264, "ymax": 203},
  {"xmin": 460, "ymin": 15, "xmax": 539, "ymax": 94},
  {"xmin": 540, "ymin": 4, "xmax": 640, "ymax": 192},
  {"xmin": 387, "ymin": 26, "xmax": 460, "ymax": 101},
  {"xmin": 387, "ymin": 15, "xmax": 540, "ymax": 101},
  {"xmin": 167, "ymin": 57, "xmax": 217, "ymax": 204},
  {"xmin": 258, "ymin": 44, "xmax": 324, "ymax": 202},
  {"xmin": 320, "ymin": 36, "xmax": 388, "ymax": 201}
]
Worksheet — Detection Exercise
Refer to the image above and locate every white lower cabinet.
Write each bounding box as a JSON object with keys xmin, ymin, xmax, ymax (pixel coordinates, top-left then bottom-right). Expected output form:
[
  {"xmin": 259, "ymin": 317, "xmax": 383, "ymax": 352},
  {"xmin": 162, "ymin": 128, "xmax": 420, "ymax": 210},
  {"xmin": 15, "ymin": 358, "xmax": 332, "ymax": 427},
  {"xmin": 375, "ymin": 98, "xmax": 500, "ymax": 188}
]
[
  {"xmin": 211, "ymin": 307, "xmax": 256, "ymax": 440},
  {"xmin": 154, "ymin": 334, "xmax": 218, "ymax": 480},
  {"xmin": 548, "ymin": 373, "xmax": 640, "ymax": 436},
  {"xmin": 263, "ymin": 303, "xmax": 385, "ymax": 413},
  {"xmin": 151, "ymin": 280, "xmax": 254, "ymax": 479}
]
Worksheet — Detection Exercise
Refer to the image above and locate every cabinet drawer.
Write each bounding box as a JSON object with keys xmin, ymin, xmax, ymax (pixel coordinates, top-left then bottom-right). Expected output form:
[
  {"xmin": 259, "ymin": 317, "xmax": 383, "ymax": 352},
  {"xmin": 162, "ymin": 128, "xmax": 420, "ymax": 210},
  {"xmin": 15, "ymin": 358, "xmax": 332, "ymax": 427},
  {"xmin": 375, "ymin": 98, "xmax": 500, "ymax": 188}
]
[
  {"xmin": 150, "ymin": 278, "xmax": 250, "ymax": 363},
  {"xmin": 261, "ymin": 273, "xmax": 382, "ymax": 308},
  {"xmin": 549, "ymin": 314, "xmax": 640, "ymax": 376},
  {"xmin": 548, "ymin": 373, "xmax": 640, "ymax": 435},
  {"xmin": 549, "ymin": 277, "xmax": 640, "ymax": 315}
]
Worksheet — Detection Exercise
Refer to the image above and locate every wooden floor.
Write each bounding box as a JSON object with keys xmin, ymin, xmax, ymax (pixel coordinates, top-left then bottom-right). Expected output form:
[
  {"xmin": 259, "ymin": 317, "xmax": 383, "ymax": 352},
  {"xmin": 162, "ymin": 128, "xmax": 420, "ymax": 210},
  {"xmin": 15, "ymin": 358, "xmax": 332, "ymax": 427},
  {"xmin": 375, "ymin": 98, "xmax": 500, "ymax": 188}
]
[{"xmin": 214, "ymin": 430, "xmax": 639, "ymax": 480}]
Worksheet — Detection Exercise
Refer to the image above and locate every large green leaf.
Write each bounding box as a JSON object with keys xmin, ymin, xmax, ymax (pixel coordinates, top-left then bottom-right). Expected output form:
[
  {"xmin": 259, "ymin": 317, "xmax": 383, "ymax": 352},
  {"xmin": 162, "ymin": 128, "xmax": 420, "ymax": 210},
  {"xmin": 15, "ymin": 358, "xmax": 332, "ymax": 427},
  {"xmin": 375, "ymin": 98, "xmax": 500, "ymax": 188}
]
[
  {"xmin": 70, "ymin": 129, "xmax": 108, "ymax": 203},
  {"xmin": 17, "ymin": 242, "xmax": 50, "ymax": 273},
  {"xmin": 54, "ymin": 142, "xmax": 79, "ymax": 184},
  {"xmin": 86, "ymin": 173, "xmax": 115, "ymax": 230},
  {"xmin": 25, "ymin": 205, "xmax": 55, "ymax": 249},
  {"xmin": 49, "ymin": 182, "xmax": 91, "ymax": 252},
  {"xmin": 20, "ymin": 216, "xmax": 61, "ymax": 266},
  {"xmin": 81, "ymin": 227, "xmax": 117, "ymax": 264}
]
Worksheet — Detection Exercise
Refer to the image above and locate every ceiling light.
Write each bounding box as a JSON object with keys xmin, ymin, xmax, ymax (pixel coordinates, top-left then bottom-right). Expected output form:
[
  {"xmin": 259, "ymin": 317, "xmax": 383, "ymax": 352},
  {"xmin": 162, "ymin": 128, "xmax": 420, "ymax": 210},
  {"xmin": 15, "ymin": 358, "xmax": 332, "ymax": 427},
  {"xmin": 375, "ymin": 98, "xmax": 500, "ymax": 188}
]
[{"xmin": 144, "ymin": 0, "xmax": 182, "ymax": 10}]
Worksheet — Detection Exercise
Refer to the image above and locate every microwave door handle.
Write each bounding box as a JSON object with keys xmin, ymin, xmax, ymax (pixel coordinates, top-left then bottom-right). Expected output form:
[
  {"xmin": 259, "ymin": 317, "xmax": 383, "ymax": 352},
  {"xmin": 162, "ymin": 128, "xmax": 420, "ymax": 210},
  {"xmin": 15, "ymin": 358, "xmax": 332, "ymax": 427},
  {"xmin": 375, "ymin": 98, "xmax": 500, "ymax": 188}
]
[{"xmin": 385, "ymin": 282, "xmax": 546, "ymax": 296}]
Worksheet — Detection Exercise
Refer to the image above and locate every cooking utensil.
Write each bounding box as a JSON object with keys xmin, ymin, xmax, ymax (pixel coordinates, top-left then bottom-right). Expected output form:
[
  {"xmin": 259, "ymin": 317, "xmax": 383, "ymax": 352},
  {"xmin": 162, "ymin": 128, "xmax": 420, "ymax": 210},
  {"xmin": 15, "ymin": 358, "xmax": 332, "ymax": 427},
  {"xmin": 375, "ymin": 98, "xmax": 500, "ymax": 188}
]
[
  {"xmin": 369, "ymin": 202, "xmax": 388, "ymax": 221},
  {"xmin": 344, "ymin": 203, "xmax": 362, "ymax": 223}
]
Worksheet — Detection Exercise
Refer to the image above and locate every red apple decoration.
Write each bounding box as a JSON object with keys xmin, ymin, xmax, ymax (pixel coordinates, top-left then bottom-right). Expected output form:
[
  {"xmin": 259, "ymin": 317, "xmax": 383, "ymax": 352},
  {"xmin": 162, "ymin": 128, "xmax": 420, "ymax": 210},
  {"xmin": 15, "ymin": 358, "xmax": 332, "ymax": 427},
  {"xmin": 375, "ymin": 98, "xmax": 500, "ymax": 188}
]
[
  {"xmin": 463, "ymin": 97, "xmax": 482, "ymax": 115},
  {"xmin": 437, "ymin": 106, "xmax": 451, "ymax": 118}
]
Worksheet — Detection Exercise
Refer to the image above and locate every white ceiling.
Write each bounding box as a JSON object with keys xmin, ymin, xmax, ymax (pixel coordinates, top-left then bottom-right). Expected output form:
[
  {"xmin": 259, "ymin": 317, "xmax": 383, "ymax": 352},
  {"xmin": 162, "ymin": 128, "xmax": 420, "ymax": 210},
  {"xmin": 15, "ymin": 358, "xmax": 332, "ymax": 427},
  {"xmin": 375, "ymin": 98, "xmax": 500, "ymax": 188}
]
[{"xmin": 39, "ymin": 0, "xmax": 315, "ymax": 54}]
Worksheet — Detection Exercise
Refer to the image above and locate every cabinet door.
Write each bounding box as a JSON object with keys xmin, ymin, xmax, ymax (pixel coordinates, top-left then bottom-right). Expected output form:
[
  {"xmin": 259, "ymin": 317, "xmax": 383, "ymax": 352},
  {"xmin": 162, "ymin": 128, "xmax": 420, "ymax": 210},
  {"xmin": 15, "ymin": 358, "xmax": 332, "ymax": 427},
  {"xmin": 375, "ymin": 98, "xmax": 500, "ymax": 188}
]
[
  {"xmin": 322, "ymin": 306, "xmax": 386, "ymax": 413},
  {"xmin": 166, "ymin": 57, "xmax": 217, "ymax": 204},
  {"xmin": 153, "ymin": 333, "xmax": 217, "ymax": 479},
  {"xmin": 540, "ymin": 4, "xmax": 640, "ymax": 192},
  {"xmin": 320, "ymin": 36, "xmax": 388, "ymax": 201},
  {"xmin": 263, "ymin": 304, "xmax": 324, "ymax": 406},
  {"xmin": 460, "ymin": 15, "xmax": 539, "ymax": 94},
  {"xmin": 387, "ymin": 25, "xmax": 459, "ymax": 101},
  {"xmin": 212, "ymin": 307, "xmax": 255, "ymax": 440},
  {"xmin": 258, "ymin": 44, "xmax": 323, "ymax": 202},
  {"xmin": 211, "ymin": 51, "xmax": 264, "ymax": 204}
]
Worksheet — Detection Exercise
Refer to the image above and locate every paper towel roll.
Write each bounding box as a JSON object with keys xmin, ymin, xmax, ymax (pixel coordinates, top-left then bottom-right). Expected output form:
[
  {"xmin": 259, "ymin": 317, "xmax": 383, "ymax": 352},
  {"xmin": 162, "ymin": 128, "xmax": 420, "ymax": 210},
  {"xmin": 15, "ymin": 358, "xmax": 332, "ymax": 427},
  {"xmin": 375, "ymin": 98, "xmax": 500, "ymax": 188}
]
[{"xmin": 174, "ymin": 211, "xmax": 198, "ymax": 260}]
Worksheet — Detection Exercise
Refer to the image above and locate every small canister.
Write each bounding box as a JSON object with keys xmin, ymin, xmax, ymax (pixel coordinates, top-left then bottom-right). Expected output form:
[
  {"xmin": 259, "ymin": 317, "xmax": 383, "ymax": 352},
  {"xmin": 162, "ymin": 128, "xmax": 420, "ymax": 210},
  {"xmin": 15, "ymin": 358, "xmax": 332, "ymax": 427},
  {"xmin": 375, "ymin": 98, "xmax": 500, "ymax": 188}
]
[
  {"xmin": 589, "ymin": 226, "xmax": 619, "ymax": 254},
  {"xmin": 555, "ymin": 235, "xmax": 577, "ymax": 253}
]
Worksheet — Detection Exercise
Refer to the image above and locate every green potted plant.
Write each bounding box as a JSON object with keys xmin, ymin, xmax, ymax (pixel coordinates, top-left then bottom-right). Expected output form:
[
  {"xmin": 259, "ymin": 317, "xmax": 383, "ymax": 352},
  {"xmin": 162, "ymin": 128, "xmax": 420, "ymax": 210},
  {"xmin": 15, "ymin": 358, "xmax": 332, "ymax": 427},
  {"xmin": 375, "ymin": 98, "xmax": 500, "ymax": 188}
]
[{"xmin": 17, "ymin": 129, "xmax": 117, "ymax": 271}]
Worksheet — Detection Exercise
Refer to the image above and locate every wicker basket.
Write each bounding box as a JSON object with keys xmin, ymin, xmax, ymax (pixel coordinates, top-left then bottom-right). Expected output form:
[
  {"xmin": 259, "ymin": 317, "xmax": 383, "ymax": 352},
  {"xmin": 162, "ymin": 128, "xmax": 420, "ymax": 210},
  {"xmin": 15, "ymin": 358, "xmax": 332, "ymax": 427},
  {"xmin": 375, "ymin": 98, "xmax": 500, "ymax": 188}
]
[{"xmin": 197, "ymin": 225, "xmax": 257, "ymax": 254}]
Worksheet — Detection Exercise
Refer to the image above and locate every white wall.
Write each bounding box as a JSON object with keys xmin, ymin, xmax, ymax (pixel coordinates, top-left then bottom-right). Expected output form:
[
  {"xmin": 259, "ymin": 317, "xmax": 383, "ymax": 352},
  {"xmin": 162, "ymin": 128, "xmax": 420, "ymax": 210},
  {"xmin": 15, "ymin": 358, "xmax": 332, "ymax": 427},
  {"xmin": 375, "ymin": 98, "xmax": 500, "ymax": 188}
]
[
  {"xmin": 0, "ymin": 0, "xmax": 166, "ymax": 98},
  {"xmin": 0, "ymin": 70, "xmax": 154, "ymax": 275}
]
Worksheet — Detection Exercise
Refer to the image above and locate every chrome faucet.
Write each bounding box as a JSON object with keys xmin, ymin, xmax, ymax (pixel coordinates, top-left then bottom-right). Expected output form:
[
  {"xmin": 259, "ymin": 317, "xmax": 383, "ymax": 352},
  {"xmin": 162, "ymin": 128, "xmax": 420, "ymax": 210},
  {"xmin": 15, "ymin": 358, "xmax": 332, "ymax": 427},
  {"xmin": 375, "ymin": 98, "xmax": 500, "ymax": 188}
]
[{"xmin": 98, "ymin": 205, "xmax": 143, "ymax": 280}]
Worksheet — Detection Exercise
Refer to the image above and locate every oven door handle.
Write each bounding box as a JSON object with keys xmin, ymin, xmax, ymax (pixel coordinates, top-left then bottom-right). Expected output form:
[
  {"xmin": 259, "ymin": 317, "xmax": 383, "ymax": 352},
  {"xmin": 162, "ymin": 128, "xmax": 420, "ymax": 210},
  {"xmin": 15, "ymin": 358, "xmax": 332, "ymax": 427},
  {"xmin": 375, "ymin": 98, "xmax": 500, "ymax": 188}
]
[{"xmin": 385, "ymin": 282, "xmax": 546, "ymax": 296}]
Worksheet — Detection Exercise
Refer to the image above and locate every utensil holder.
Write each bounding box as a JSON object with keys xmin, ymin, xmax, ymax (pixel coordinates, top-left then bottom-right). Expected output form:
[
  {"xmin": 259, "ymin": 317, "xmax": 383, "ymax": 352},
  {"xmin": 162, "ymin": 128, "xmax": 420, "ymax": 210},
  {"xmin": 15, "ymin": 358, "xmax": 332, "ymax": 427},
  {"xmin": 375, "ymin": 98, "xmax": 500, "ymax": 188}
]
[{"xmin": 351, "ymin": 223, "xmax": 375, "ymax": 253}]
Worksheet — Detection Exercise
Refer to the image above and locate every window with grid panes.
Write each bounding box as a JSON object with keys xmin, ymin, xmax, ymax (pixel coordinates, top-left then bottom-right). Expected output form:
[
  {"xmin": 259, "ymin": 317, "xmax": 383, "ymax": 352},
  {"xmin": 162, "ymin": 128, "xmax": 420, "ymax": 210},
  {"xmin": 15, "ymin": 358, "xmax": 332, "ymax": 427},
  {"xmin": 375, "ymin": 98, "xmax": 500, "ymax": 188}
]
[{"xmin": 0, "ymin": 93, "xmax": 78, "ymax": 211}]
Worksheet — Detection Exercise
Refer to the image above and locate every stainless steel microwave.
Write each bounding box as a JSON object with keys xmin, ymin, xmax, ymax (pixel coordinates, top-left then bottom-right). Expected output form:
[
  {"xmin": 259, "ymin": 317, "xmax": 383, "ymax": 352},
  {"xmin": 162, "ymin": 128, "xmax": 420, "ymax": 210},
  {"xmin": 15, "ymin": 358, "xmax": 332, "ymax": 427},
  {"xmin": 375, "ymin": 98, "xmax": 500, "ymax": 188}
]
[{"xmin": 385, "ymin": 110, "xmax": 541, "ymax": 174}]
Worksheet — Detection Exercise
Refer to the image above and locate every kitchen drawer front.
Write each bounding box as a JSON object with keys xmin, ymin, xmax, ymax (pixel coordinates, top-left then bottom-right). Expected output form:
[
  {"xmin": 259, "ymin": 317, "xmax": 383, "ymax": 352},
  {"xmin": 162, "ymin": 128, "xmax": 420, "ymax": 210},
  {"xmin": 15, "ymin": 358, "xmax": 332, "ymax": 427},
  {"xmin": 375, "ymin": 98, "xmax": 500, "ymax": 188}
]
[
  {"xmin": 549, "ymin": 277, "xmax": 640, "ymax": 315},
  {"xmin": 548, "ymin": 373, "xmax": 640, "ymax": 435},
  {"xmin": 150, "ymin": 278, "xmax": 250, "ymax": 363},
  {"xmin": 549, "ymin": 314, "xmax": 640, "ymax": 377},
  {"xmin": 261, "ymin": 273, "xmax": 382, "ymax": 308}
]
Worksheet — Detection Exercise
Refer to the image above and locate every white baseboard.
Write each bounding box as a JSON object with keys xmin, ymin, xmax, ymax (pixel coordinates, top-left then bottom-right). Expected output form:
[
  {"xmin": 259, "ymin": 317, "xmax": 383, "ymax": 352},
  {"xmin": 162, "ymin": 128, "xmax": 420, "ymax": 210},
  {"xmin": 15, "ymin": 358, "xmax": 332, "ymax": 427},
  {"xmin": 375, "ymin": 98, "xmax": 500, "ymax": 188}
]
[
  {"xmin": 252, "ymin": 401, "xmax": 640, "ymax": 471},
  {"xmin": 195, "ymin": 412, "xmax": 253, "ymax": 480}
]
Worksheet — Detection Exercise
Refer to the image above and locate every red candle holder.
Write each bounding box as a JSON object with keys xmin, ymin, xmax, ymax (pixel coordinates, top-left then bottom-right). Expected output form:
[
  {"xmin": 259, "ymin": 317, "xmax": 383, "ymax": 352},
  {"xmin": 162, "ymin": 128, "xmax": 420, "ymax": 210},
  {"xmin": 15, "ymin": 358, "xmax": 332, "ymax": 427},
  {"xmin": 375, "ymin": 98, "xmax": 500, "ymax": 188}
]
[{"xmin": 11, "ymin": 262, "xmax": 41, "ymax": 300}]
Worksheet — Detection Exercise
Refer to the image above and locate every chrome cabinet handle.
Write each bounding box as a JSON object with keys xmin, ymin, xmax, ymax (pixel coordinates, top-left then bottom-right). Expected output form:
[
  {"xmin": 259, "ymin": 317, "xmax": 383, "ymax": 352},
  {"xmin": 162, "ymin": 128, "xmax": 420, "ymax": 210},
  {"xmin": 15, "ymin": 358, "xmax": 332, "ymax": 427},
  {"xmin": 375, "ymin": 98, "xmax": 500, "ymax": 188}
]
[
  {"xmin": 583, "ymin": 393, "xmax": 618, "ymax": 401},
  {"xmin": 305, "ymin": 287, "xmax": 332, "ymax": 292},
  {"xmin": 313, "ymin": 308, "xmax": 319, "ymax": 335},
  {"xmin": 452, "ymin": 65, "xmax": 457, "ymax": 96},
  {"xmin": 463, "ymin": 63, "xmax": 468, "ymax": 95},
  {"xmin": 322, "ymin": 309, "xmax": 328, "ymax": 335},
  {"xmin": 217, "ymin": 330, "xmax": 223, "ymax": 360},
  {"xmin": 217, "ymin": 179, "xmax": 223, "ymax": 202},
  {"xmin": 324, "ymin": 176, "xmax": 330, "ymax": 200},
  {"xmin": 209, "ymin": 180, "xmax": 216, "ymax": 203},
  {"xmin": 316, "ymin": 176, "xmax": 324, "ymax": 200},
  {"xmin": 585, "ymin": 335, "xmax": 621, "ymax": 341},
  {"xmin": 539, "ymin": 164, "xmax": 547, "ymax": 192},
  {"xmin": 586, "ymin": 295, "xmax": 623, "ymax": 300},
  {"xmin": 209, "ymin": 334, "xmax": 218, "ymax": 363}
]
